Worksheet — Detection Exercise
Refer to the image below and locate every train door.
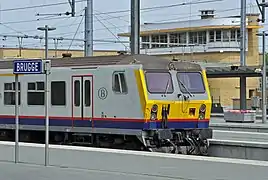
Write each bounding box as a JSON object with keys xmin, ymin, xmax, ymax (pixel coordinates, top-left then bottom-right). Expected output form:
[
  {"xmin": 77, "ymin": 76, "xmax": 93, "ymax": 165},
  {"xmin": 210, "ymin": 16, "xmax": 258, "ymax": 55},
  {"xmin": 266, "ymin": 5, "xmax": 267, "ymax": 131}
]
[{"xmin": 72, "ymin": 75, "xmax": 93, "ymax": 127}]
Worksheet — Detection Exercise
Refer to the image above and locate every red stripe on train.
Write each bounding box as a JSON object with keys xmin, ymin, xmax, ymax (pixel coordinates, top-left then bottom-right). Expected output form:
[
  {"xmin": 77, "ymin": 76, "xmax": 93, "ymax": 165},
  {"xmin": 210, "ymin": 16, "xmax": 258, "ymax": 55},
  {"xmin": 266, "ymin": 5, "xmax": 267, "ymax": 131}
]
[{"xmin": 0, "ymin": 115, "xmax": 209, "ymax": 123}]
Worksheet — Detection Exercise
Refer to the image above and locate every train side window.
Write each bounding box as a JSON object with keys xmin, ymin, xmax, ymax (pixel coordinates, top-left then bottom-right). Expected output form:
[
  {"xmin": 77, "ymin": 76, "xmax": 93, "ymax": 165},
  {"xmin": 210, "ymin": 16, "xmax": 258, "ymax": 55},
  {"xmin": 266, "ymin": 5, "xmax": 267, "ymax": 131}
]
[
  {"xmin": 4, "ymin": 82, "xmax": 21, "ymax": 105},
  {"xmin": 51, "ymin": 81, "xmax": 66, "ymax": 106},
  {"xmin": 119, "ymin": 73, "xmax": 127, "ymax": 93},
  {"xmin": 74, "ymin": 80, "xmax": 80, "ymax": 106},
  {"xmin": 113, "ymin": 74, "xmax": 120, "ymax": 92},
  {"xmin": 27, "ymin": 82, "xmax": 45, "ymax": 105},
  {"xmin": 85, "ymin": 80, "xmax": 91, "ymax": 107},
  {"xmin": 112, "ymin": 72, "xmax": 127, "ymax": 94}
]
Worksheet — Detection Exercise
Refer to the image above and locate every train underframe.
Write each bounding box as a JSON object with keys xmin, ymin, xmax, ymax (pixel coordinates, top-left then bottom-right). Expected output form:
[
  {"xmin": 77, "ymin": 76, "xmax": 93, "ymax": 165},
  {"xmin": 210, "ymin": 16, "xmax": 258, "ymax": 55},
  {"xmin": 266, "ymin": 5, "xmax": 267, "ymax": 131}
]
[
  {"xmin": 0, "ymin": 127, "xmax": 212, "ymax": 156},
  {"xmin": 140, "ymin": 128, "xmax": 212, "ymax": 155}
]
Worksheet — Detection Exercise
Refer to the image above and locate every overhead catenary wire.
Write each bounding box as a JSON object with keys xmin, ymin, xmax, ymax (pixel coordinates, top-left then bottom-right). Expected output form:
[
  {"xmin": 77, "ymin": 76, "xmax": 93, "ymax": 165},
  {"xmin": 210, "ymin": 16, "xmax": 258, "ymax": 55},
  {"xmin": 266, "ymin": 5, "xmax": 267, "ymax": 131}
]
[
  {"xmin": 0, "ymin": 0, "xmax": 263, "ymax": 50},
  {"xmin": 92, "ymin": 0, "xmax": 223, "ymax": 16},
  {"xmin": 0, "ymin": 0, "xmax": 227, "ymax": 51},
  {"xmin": 0, "ymin": 33, "xmax": 130, "ymax": 43},
  {"xmin": 0, "ymin": 2, "xmax": 254, "ymax": 38},
  {"xmin": 6, "ymin": 10, "xmax": 246, "ymax": 41},
  {"xmin": 94, "ymin": 14, "xmax": 129, "ymax": 50},
  {"xmin": 0, "ymin": 23, "xmax": 28, "ymax": 36},
  {"xmin": 50, "ymin": 8, "xmax": 86, "ymax": 29},
  {"xmin": 0, "ymin": 0, "xmax": 221, "ymax": 25},
  {"xmin": 94, "ymin": 10, "xmax": 127, "ymax": 34},
  {"xmin": 67, "ymin": 14, "xmax": 84, "ymax": 51},
  {"xmin": 0, "ymin": 0, "xmax": 87, "ymax": 12},
  {"xmin": 0, "ymin": 0, "xmax": 221, "ymax": 14},
  {"xmin": 0, "ymin": 0, "xmax": 227, "ymax": 48}
]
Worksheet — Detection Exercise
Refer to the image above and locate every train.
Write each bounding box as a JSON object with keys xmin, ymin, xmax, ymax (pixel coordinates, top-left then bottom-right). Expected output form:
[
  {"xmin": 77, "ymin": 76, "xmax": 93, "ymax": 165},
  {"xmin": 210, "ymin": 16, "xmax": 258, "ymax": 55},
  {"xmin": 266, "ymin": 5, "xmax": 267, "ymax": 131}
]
[{"xmin": 0, "ymin": 54, "xmax": 212, "ymax": 155}]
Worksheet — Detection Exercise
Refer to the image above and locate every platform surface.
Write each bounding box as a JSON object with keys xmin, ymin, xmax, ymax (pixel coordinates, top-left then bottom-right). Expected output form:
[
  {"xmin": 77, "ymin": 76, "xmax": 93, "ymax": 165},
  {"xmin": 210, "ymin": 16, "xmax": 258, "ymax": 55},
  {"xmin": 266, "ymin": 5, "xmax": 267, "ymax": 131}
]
[
  {"xmin": 1, "ymin": 159, "xmax": 267, "ymax": 180},
  {"xmin": 0, "ymin": 161, "xmax": 174, "ymax": 180},
  {"xmin": 211, "ymin": 114, "xmax": 268, "ymax": 129},
  {"xmin": 0, "ymin": 141, "xmax": 267, "ymax": 180},
  {"xmin": 212, "ymin": 130, "xmax": 268, "ymax": 142}
]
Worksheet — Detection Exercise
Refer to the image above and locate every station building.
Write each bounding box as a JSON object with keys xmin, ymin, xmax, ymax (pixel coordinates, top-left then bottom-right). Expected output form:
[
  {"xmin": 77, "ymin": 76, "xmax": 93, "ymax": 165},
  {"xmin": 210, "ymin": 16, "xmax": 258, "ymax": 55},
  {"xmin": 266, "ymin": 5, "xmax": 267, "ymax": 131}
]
[
  {"xmin": 118, "ymin": 10, "xmax": 263, "ymax": 108},
  {"xmin": 0, "ymin": 48, "xmax": 118, "ymax": 59}
]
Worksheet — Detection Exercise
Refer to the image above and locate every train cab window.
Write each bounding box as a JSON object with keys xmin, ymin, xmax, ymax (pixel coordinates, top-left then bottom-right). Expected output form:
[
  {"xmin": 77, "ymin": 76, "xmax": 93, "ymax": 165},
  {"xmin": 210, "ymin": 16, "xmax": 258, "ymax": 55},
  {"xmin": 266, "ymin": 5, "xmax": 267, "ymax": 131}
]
[
  {"xmin": 4, "ymin": 82, "xmax": 21, "ymax": 105},
  {"xmin": 145, "ymin": 72, "xmax": 174, "ymax": 94},
  {"xmin": 51, "ymin": 81, "xmax": 66, "ymax": 106},
  {"xmin": 112, "ymin": 72, "xmax": 127, "ymax": 94},
  {"xmin": 177, "ymin": 72, "xmax": 205, "ymax": 94},
  {"xmin": 27, "ymin": 82, "xmax": 45, "ymax": 105}
]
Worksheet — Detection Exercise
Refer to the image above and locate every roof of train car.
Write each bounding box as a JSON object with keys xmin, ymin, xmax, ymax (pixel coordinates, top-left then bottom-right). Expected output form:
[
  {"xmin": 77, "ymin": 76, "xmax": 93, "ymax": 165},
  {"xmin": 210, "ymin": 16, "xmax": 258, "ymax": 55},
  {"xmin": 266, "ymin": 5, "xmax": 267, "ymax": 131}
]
[{"xmin": 0, "ymin": 54, "xmax": 202, "ymax": 71}]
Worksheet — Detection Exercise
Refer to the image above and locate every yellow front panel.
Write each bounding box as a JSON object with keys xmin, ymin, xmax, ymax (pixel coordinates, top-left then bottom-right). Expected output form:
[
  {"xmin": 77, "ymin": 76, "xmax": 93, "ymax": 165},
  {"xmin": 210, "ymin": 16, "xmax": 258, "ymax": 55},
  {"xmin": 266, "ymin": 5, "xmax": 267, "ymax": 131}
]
[
  {"xmin": 135, "ymin": 69, "xmax": 212, "ymax": 121},
  {"xmin": 134, "ymin": 69, "xmax": 147, "ymax": 117},
  {"xmin": 145, "ymin": 100, "xmax": 211, "ymax": 121}
]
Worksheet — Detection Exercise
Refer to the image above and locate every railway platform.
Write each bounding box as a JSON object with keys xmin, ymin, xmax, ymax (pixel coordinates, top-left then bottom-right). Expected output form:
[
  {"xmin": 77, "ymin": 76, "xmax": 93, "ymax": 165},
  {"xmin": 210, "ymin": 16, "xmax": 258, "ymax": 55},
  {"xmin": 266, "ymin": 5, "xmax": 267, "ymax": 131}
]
[{"xmin": 0, "ymin": 141, "xmax": 267, "ymax": 179}]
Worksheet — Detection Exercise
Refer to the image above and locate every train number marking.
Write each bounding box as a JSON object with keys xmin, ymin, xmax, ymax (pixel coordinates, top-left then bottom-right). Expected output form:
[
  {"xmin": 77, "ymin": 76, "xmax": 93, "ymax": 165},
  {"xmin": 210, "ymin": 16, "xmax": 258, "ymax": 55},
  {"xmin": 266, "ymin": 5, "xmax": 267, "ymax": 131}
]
[{"xmin": 98, "ymin": 87, "xmax": 108, "ymax": 100}]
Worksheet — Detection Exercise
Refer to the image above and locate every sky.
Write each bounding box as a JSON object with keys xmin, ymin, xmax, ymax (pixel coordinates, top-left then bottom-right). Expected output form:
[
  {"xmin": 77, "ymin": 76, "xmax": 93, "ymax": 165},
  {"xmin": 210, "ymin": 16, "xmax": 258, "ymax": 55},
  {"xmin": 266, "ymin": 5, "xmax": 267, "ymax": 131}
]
[{"xmin": 0, "ymin": 0, "xmax": 265, "ymax": 52}]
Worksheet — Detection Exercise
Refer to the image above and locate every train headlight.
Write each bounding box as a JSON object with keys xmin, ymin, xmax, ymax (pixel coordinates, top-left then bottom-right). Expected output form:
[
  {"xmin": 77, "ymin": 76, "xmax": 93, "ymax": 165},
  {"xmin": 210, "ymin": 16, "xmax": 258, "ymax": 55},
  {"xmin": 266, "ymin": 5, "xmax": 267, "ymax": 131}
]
[
  {"xmin": 198, "ymin": 104, "xmax": 206, "ymax": 120},
  {"xmin": 151, "ymin": 104, "xmax": 158, "ymax": 113},
  {"xmin": 150, "ymin": 104, "xmax": 158, "ymax": 120},
  {"xmin": 198, "ymin": 113, "xmax": 205, "ymax": 120},
  {"xmin": 150, "ymin": 113, "xmax": 157, "ymax": 120}
]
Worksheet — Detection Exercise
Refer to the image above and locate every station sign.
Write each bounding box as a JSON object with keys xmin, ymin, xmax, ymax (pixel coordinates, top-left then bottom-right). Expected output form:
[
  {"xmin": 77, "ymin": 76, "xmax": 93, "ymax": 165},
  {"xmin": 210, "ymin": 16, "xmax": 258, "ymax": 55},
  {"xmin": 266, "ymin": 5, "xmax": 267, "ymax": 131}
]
[{"xmin": 13, "ymin": 60, "xmax": 44, "ymax": 74}]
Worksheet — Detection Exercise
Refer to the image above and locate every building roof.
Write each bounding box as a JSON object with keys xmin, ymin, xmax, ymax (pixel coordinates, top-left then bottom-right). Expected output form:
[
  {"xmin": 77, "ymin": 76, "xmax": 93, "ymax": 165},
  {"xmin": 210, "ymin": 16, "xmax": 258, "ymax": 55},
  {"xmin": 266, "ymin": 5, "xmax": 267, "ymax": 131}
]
[
  {"xmin": 118, "ymin": 14, "xmax": 262, "ymax": 37},
  {"xmin": 206, "ymin": 65, "xmax": 263, "ymax": 78},
  {"xmin": 0, "ymin": 54, "xmax": 203, "ymax": 71},
  {"xmin": 0, "ymin": 47, "xmax": 119, "ymax": 52}
]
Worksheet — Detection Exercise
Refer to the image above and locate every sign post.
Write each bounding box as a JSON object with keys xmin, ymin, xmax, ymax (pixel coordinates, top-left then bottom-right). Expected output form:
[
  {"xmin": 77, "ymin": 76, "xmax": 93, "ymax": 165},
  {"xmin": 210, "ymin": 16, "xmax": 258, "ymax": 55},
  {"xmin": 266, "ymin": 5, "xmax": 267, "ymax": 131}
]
[
  {"xmin": 43, "ymin": 60, "xmax": 51, "ymax": 166},
  {"xmin": 13, "ymin": 59, "xmax": 51, "ymax": 166},
  {"xmin": 14, "ymin": 74, "xmax": 19, "ymax": 163}
]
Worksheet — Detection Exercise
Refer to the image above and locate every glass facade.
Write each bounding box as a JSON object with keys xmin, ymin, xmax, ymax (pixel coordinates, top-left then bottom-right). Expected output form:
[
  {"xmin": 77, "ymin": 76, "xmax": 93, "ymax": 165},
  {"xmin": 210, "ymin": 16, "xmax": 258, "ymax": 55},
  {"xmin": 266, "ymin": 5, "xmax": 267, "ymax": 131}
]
[{"xmin": 140, "ymin": 29, "xmax": 241, "ymax": 49}]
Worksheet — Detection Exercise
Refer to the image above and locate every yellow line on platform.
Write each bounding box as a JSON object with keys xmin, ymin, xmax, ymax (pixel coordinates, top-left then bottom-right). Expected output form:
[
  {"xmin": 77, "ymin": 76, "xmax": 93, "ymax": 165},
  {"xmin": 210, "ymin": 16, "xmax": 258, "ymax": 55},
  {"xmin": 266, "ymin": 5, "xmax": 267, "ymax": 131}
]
[{"xmin": 0, "ymin": 73, "xmax": 24, "ymax": 77}]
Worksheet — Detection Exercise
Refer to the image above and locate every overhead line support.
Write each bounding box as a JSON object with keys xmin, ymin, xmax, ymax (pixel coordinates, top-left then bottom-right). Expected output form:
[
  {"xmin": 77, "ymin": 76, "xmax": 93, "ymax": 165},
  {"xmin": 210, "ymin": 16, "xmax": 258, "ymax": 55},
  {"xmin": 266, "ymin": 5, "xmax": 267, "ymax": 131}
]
[
  {"xmin": 239, "ymin": 0, "xmax": 247, "ymax": 111},
  {"xmin": 256, "ymin": 0, "xmax": 268, "ymax": 123},
  {"xmin": 84, "ymin": 0, "xmax": 93, "ymax": 56},
  {"xmin": 130, "ymin": 0, "xmax": 140, "ymax": 55}
]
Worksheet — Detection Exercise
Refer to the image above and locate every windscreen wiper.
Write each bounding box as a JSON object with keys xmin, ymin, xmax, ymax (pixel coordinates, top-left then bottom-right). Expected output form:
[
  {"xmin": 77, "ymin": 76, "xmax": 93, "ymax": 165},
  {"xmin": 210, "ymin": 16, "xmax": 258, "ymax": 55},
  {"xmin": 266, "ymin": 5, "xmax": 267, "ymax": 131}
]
[
  {"xmin": 177, "ymin": 77, "xmax": 194, "ymax": 97},
  {"xmin": 164, "ymin": 79, "xmax": 170, "ymax": 95}
]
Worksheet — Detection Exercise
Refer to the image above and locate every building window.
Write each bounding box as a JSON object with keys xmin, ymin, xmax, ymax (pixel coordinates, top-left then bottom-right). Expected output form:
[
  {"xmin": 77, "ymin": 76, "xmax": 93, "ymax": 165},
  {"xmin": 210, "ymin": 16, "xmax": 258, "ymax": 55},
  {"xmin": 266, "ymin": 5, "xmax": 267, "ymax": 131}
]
[
  {"xmin": 27, "ymin": 82, "xmax": 45, "ymax": 105},
  {"xmin": 169, "ymin": 32, "xmax": 186, "ymax": 46},
  {"xmin": 178, "ymin": 32, "xmax": 187, "ymax": 44},
  {"xmin": 141, "ymin": 36, "xmax": 149, "ymax": 49},
  {"xmin": 151, "ymin": 34, "xmax": 167, "ymax": 48},
  {"xmin": 209, "ymin": 30, "xmax": 214, "ymax": 42},
  {"xmin": 51, "ymin": 81, "xmax": 66, "ymax": 106},
  {"xmin": 151, "ymin": 35, "xmax": 160, "ymax": 48},
  {"xmin": 189, "ymin": 32, "xmax": 198, "ymax": 44},
  {"xmin": 198, "ymin": 31, "xmax": 207, "ymax": 44},
  {"xmin": 230, "ymin": 30, "xmax": 236, "ymax": 41},
  {"xmin": 249, "ymin": 89, "xmax": 254, "ymax": 98},
  {"xmin": 113, "ymin": 72, "xmax": 127, "ymax": 94},
  {"xmin": 237, "ymin": 29, "xmax": 241, "ymax": 42},
  {"xmin": 159, "ymin": 34, "xmax": 167, "ymax": 47},
  {"xmin": 215, "ymin": 30, "xmax": 221, "ymax": 41},
  {"xmin": 222, "ymin": 30, "xmax": 230, "ymax": 42},
  {"xmin": 169, "ymin": 33, "xmax": 178, "ymax": 47},
  {"xmin": 4, "ymin": 82, "xmax": 21, "ymax": 105}
]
